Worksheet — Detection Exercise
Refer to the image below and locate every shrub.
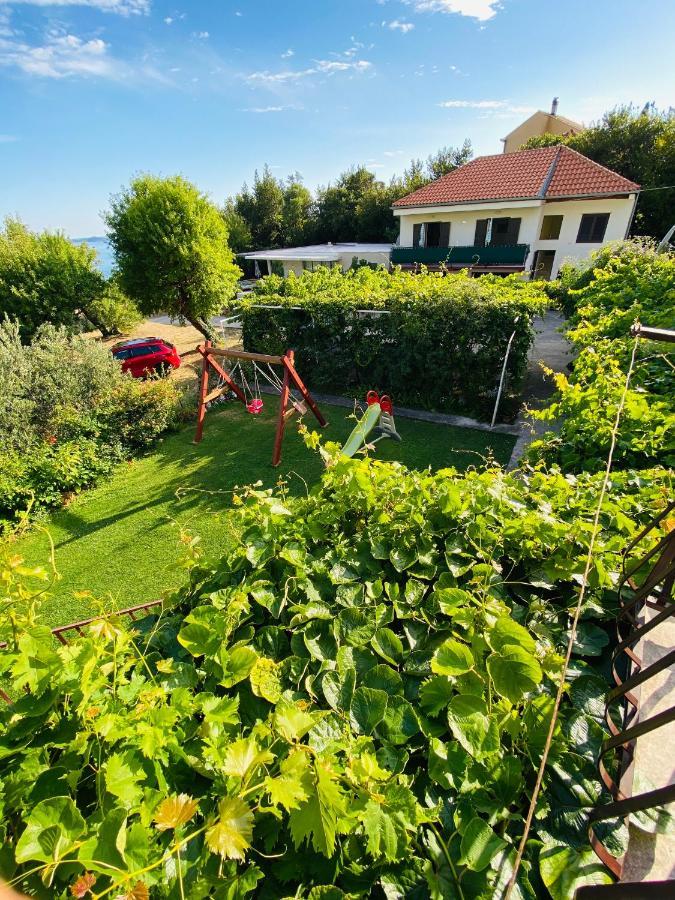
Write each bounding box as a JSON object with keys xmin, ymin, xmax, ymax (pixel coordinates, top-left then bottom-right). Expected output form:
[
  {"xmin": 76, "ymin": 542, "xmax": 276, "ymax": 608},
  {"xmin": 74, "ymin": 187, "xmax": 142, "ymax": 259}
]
[
  {"xmin": 528, "ymin": 242, "xmax": 675, "ymax": 472},
  {"xmin": 0, "ymin": 440, "xmax": 119, "ymax": 531},
  {"xmin": 238, "ymin": 267, "xmax": 548, "ymax": 419},
  {"xmin": 0, "ymin": 456, "xmax": 671, "ymax": 897},
  {"xmin": 99, "ymin": 375, "xmax": 182, "ymax": 451},
  {"xmin": 86, "ymin": 277, "xmax": 142, "ymax": 335},
  {"xmin": 0, "ymin": 319, "xmax": 182, "ymax": 528}
]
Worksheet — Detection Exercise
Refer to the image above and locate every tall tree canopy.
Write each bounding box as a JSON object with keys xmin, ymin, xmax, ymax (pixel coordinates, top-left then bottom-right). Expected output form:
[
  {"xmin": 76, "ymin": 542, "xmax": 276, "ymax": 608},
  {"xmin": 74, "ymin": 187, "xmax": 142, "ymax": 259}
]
[
  {"xmin": 227, "ymin": 141, "xmax": 474, "ymax": 250},
  {"xmin": 0, "ymin": 218, "xmax": 106, "ymax": 340},
  {"xmin": 521, "ymin": 104, "xmax": 675, "ymax": 239},
  {"xmin": 106, "ymin": 175, "xmax": 241, "ymax": 342}
]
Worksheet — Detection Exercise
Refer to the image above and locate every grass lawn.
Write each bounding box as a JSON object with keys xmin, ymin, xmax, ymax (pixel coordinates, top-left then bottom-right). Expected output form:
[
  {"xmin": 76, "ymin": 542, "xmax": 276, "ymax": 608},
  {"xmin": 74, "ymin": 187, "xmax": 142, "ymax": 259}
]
[{"xmin": 9, "ymin": 403, "xmax": 516, "ymax": 628}]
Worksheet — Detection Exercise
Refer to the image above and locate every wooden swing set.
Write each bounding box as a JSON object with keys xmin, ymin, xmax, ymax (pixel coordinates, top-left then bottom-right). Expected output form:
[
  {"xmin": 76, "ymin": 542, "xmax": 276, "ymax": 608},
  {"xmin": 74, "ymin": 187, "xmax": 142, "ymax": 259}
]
[{"xmin": 193, "ymin": 341, "xmax": 327, "ymax": 466}]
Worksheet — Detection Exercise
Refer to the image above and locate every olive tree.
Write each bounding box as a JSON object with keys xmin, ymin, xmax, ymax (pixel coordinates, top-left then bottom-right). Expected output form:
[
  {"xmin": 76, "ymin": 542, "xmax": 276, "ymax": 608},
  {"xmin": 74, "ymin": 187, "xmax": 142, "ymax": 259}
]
[
  {"xmin": 105, "ymin": 175, "xmax": 241, "ymax": 341},
  {"xmin": 0, "ymin": 218, "xmax": 106, "ymax": 340}
]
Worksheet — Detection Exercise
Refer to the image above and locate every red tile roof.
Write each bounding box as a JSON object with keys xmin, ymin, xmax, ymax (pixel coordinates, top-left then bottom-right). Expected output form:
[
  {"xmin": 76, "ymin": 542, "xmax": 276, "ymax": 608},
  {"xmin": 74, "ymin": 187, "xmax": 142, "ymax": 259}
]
[{"xmin": 393, "ymin": 145, "xmax": 640, "ymax": 208}]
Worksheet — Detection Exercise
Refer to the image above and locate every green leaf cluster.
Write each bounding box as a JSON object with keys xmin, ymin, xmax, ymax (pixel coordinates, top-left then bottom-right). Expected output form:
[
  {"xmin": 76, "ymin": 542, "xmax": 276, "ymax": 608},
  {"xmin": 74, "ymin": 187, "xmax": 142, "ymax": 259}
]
[
  {"xmin": 1, "ymin": 458, "xmax": 670, "ymax": 897},
  {"xmin": 528, "ymin": 242, "xmax": 675, "ymax": 472}
]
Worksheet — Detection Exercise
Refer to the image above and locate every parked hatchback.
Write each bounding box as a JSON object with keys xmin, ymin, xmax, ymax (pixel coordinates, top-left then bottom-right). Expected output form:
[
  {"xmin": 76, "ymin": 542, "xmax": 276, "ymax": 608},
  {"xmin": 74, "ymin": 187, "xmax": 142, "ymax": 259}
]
[{"xmin": 111, "ymin": 337, "xmax": 181, "ymax": 378}]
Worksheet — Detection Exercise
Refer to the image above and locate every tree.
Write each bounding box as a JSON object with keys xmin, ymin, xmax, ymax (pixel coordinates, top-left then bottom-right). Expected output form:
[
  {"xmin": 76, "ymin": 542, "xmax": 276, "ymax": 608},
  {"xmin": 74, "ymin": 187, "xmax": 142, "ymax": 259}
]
[
  {"xmin": 234, "ymin": 166, "xmax": 285, "ymax": 249},
  {"xmin": 282, "ymin": 175, "xmax": 313, "ymax": 246},
  {"xmin": 426, "ymin": 140, "xmax": 473, "ymax": 180},
  {"xmin": 222, "ymin": 200, "xmax": 252, "ymax": 254},
  {"xmin": 105, "ymin": 175, "xmax": 241, "ymax": 342},
  {"xmin": 520, "ymin": 104, "xmax": 675, "ymax": 239},
  {"xmin": 0, "ymin": 218, "xmax": 106, "ymax": 341},
  {"xmin": 313, "ymin": 167, "xmax": 380, "ymax": 243}
]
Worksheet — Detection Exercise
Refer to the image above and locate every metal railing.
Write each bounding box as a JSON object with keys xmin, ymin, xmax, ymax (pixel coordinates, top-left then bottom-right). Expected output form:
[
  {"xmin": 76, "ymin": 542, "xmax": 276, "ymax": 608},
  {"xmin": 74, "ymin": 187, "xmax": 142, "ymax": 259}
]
[
  {"xmin": 390, "ymin": 243, "xmax": 530, "ymax": 267},
  {"xmin": 582, "ymin": 500, "xmax": 675, "ymax": 894}
]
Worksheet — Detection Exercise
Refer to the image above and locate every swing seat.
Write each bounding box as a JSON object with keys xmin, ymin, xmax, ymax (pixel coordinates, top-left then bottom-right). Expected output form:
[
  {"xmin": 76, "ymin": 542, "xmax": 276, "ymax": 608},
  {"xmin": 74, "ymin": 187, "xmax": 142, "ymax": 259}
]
[{"xmin": 247, "ymin": 399, "xmax": 264, "ymax": 415}]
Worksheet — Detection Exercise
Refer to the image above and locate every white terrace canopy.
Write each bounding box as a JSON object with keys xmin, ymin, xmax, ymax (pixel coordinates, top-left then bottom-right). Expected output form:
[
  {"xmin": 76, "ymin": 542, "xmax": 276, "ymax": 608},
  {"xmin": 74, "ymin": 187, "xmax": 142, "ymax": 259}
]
[{"xmin": 242, "ymin": 242, "xmax": 392, "ymax": 276}]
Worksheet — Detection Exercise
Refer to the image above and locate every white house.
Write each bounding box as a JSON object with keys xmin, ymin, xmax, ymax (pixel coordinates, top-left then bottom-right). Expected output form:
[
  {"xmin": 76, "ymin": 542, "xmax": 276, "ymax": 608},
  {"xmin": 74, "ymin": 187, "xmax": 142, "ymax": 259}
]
[
  {"xmin": 391, "ymin": 145, "xmax": 639, "ymax": 279},
  {"xmin": 242, "ymin": 242, "xmax": 392, "ymax": 277}
]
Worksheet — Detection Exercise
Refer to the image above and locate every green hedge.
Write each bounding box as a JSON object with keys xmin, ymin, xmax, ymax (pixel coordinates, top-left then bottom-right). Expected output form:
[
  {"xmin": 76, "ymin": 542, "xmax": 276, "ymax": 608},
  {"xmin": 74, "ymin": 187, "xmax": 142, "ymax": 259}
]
[{"xmin": 238, "ymin": 267, "xmax": 547, "ymax": 418}]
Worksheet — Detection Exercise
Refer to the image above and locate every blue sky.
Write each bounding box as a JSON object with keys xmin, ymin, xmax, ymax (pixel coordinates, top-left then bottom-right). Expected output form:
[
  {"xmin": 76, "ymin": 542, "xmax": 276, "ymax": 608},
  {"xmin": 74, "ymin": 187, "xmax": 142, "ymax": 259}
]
[{"xmin": 1, "ymin": 0, "xmax": 673, "ymax": 235}]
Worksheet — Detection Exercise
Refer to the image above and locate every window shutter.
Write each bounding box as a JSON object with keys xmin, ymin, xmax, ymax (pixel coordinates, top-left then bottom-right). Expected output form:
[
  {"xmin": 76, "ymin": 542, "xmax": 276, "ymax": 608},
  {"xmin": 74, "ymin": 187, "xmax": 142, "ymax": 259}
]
[
  {"xmin": 413, "ymin": 224, "xmax": 422, "ymax": 247},
  {"xmin": 439, "ymin": 222, "xmax": 451, "ymax": 246},
  {"xmin": 474, "ymin": 219, "xmax": 488, "ymax": 246},
  {"xmin": 507, "ymin": 217, "xmax": 521, "ymax": 243}
]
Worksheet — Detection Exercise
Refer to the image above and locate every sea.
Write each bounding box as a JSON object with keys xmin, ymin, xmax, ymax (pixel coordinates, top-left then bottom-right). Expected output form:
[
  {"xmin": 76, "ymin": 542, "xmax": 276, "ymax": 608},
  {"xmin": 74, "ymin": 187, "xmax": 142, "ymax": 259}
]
[{"xmin": 72, "ymin": 236, "xmax": 114, "ymax": 278}]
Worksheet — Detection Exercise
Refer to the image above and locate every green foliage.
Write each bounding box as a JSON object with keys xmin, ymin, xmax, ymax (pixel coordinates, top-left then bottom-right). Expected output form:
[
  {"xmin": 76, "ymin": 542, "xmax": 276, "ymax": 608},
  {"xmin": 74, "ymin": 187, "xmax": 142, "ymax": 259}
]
[
  {"xmin": 86, "ymin": 276, "xmax": 142, "ymax": 335},
  {"xmin": 1, "ymin": 457, "xmax": 670, "ymax": 897},
  {"xmin": 0, "ymin": 319, "xmax": 181, "ymax": 530},
  {"xmin": 105, "ymin": 174, "xmax": 241, "ymax": 341},
  {"xmin": 528, "ymin": 242, "xmax": 675, "ymax": 471},
  {"xmin": 521, "ymin": 104, "xmax": 675, "ymax": 240},
  {"xmin": 238, "ymin": 266, "xmax": 547, "ymax": 418},
  {"xmin": 228, "ymin": 143, "xmax": 474, "ymax": 250},
  {"xmin": 0, "ymin": 218, "xmax": 105, "ymax": 341}
]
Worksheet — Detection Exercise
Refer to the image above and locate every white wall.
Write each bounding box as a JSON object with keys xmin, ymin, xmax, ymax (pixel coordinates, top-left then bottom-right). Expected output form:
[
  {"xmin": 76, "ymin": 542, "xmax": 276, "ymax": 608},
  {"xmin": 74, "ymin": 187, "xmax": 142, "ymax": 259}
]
[
  {"xmin": 532, "ymin": 196, "xmax": 635, "ymax": 276},
  {"xmin": 281, "ymin": 251, "xmax": 390, "ymax": 277},
  {"xmin": 396, "ymin": 202, "xmax": 542, "ymax": 250},
  {"xmin": 395, "ymin": 194, "xmax": 636, "ymax": 277}
]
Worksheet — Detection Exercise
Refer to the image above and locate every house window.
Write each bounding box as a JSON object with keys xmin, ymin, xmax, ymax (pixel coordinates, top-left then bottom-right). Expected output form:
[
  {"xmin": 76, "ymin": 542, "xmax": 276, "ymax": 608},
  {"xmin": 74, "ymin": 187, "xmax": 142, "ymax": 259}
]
[
  {"xmin": 475, "ymin": 217, "xmax": 521, "ymax": 246},
  {"xmin": 539, "ymin": 215, "xmax": 563, "ymax": 240},
  {"xmin": 577, "ymin": 213, "xmax": 610, "ymax": 243},
  {"xmin": 413, "ymin": 222, "xmax": 450, "ymax": 248}
]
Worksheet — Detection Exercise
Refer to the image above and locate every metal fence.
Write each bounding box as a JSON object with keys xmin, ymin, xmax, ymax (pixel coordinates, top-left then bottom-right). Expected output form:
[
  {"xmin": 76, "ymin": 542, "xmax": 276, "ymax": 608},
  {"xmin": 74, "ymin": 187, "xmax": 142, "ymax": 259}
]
[{"xmin": 583, "ymin": 500, "xmax": 675, "ymax": 895}]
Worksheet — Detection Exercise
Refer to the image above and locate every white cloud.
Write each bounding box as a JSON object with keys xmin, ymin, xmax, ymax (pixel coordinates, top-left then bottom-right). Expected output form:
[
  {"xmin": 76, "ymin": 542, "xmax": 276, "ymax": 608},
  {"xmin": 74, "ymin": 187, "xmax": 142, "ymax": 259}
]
[
  {"xmin": 163, "ymin": 15, "xmax": 172, "ymax": 23},
  {"xmin": 194, "ymin": 30, "xmax": 208, "ymax": 39},
  {"xmin": 384, "ymin": 18, "xmax": 414, "ymax": 32},
  {"xmin": 439, "ymin": 98, "xmax": 535, "ymax": 114},
  {"xmin": 404, "ymin": 0, "xmax": 501, "ymax": 21},
  {"xmin": 0, "ymin": 0, "xmax": 149, "ymax": 14},
  {"xmin": 383, "ymin": 149, "xmax": 404, "ymax": 157},
  {"xmin": 234, "ymin": 9, "xmax": 242, "ymax": 14},
  {"xmin": 242, "ymin": 104, "xmax": 301, "ymax": 113},
  {"xmin": 280, "ymin": 48, "xmax": 294, "ymax": 58},
  {"xmin": 0, "ymin": 133, "xmax": 18, "ymax": 141},
  {"xmin": 0, "ymin": 31, "xmax": 118, "ymax": 77},
  {"xmin": 245, "ymin": 58, "xmax": 372, "ymax": 85}
]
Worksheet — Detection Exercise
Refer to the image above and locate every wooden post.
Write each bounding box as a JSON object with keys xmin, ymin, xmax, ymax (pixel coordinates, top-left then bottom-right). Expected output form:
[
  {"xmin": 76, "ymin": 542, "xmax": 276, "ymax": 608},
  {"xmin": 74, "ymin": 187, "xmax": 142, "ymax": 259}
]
[
  {"xmin": 284, "ymin": 351, "xmax": 327, "ymax": 426},
  {"xmin": 272, "ymin": 351, "xmax": 292, "ymax": 467},
  {"xmin": 194, "ymin": 341, "xmax": 211, "ymax": 443}
]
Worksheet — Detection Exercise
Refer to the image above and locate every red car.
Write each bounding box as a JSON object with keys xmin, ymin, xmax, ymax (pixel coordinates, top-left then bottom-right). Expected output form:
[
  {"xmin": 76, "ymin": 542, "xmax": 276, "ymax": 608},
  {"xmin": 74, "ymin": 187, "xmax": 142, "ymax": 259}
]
[{"xmin": 111, "ymin": 337, "xmax": 181, "ymax": 378}]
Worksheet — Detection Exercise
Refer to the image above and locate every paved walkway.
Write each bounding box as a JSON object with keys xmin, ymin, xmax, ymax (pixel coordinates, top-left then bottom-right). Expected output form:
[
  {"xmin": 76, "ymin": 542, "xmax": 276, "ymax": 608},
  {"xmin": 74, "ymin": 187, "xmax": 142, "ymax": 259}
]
[{"xmin": 507, "ymin": 309, "xmax": 571, "ymax": 468}]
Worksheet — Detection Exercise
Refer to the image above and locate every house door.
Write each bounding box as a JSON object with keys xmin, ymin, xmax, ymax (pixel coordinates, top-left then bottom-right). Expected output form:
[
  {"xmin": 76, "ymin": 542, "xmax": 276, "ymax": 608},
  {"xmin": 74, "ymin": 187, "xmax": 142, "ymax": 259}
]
[{"xmin": 532, "ymin": 250, "xmax": 556, "ymax": 280}]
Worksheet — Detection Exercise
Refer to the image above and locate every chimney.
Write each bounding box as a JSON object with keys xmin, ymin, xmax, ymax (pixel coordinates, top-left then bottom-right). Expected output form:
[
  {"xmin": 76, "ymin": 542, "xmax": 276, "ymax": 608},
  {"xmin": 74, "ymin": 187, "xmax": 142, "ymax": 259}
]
[{"xmin": 551, "ymin": 97, "xmax": 559, "ymax": 116}]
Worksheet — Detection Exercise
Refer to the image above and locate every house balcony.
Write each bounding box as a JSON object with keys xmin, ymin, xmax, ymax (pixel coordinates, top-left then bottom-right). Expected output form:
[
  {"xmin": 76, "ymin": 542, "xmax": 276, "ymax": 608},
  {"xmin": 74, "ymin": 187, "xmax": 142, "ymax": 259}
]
[{"xmin": 390, "ymin": 244, "xmax": 530, "ymax": 272}]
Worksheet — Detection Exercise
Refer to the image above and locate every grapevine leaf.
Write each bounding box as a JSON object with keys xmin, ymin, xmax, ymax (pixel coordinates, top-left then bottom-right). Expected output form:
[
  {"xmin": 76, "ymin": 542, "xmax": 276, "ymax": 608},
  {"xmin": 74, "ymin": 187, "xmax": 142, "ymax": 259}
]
[
  {"xmin": 487, "ymin": 646, "xmax": 542, "ymax": 704},
  {"xmin": 539, "ymin": 842, "xmax": 612, "ymax": 900},
  {"xmin": 362, "ymin": 799, "xmax": 400, "ymax": 861},
  {"xmin": 15, "ymin": 797, "xmax": 85, "ymax": 865},
  {"xmin": 104, "ymin": 751, "xmax": 146, "ymax": 807},
  {"xmin": 419, "ymin": 676, "xmax": 454, "ymax": 716},
  {"xmin": 372, "ymin": 628, "xmax": 404, "ymax": 665},
  {"xmin": 489, "ymin": 617, "xmax": 536, "ymax": 655},
  {"xmin": 220, "ymin": 646, "xmax": 257, "ymax": 688},
  {"xmin": 379, "ymin": 696, "xmax": 420, "ymax": 745},
  {"xmin": 289, "ymin": 760, "xmax": 346, "ymax": 857},
  {"xmin": 350, "ymin": 687, "xmax": 388, "ymax": 734},
  {"xmin": 222, "ymin": 737, "xmax": 273, "ymax": 779},
  {"xmin": 274, "ymin": 700, "xmax": 316, "ymax": 743},
  {"xmin": 249, "ymin": 657, "xmax": 282, "ymax": 703},
  {"xmin": 205, "ymin": 797, "xmax": 253, "ymax": 861},
  {"xmin": 431, "ymin": 639, "xmax": 474, "ymax": 677},
  {"xmin": 458, "ymin": 816, "xmax": 507, "ymax": 871},
  {"xmin": 447, "ymin": 695, "xmax": 499, "ymax": 758}
]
